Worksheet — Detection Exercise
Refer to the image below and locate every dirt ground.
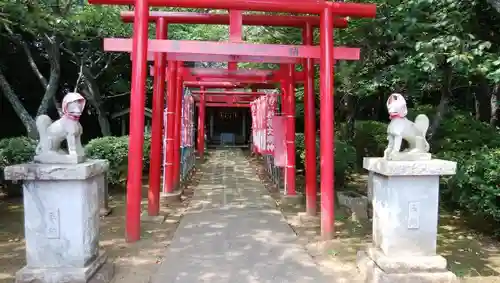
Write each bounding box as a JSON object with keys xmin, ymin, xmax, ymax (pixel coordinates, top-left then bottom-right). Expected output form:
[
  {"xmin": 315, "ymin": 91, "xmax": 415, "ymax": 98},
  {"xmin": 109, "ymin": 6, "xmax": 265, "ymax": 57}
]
[
  {"xmin": 0, "ymin": 166, "xmax": 200, "ymax": 283},
  {"xmin": 249, "ymin": 155, "xmax": 500, "ymax": 283}
]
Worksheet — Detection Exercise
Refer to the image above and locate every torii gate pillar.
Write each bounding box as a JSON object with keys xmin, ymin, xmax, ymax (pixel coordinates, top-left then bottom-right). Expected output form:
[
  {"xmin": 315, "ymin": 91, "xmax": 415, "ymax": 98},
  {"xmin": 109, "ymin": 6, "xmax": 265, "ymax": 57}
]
[
  {"xmin": 147, "ymin": 17, "xmax": 167, "ymax": 217},
  {"xmin": 173, "ymin": 61, "xmax": 183, "ymax": 188},
  {"xmin": 320, "ymin": 7, "xmax": 335, "ymax": 240},
  {"xmin": 197, "ymin": 87, "xmax": 206, "ymax": 159},
  {"xmin": 125, "ymin": 0, "xmax": 148, "ymax": 243}
]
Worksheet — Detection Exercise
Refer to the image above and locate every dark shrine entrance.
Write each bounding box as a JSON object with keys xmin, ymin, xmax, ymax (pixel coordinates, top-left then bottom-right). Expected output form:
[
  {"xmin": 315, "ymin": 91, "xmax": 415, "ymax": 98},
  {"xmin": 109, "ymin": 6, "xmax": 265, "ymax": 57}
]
[{"xmin": 207, "ymin": 107, "xmax": 250, "ymax": 146}]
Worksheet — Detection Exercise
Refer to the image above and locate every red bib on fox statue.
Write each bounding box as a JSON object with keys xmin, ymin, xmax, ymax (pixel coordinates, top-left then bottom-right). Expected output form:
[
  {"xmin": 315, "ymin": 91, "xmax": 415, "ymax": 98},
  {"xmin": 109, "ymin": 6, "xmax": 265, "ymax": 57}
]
[
  {"xmin": 62, "ymin": 92, "xmax": 86, "ymax": 121},
  {"xmin": 386, "ymin": 93, "xmax": 408, "ymax": 119}
]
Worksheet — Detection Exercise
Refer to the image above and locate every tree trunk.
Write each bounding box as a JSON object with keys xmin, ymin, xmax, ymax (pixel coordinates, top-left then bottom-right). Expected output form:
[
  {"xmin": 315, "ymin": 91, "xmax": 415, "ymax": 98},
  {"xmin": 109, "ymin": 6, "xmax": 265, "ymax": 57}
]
[
  {"xmin": 345, "ymin": 93, "xmax": 356, "ymax": 141},
  {"xmin": 0, "ymin": 67, "xmax": 37, "ymax": 138},
  {"xmin": 428, "ymin": 65, "xmax": 452, "ymax": 140},
  {"xmin": 474, "ymin": 94, "xmax": 481, "ymax": 120},
  {"xmin": 474, "ymin": 77, "xmax": 490, "ymax": 122},
  {"xmin": 81, "ymin": 88, "xmax": 111, "ymax": 136},
  {"xmin": 490, "ymin": 84, "xmax": 499, "ymax": 127},
  {"xmin": 36, "ymin": 35, "xmax": 61, "ymax": 117},
  {"xmin": 80, "ymin": 67, "xmax": 111, "ymax": 136}
]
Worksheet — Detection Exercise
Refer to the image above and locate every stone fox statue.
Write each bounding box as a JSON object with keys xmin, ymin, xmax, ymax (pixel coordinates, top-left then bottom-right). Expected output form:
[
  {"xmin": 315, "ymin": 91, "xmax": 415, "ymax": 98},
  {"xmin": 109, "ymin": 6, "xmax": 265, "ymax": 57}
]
[
  {"xmin": 383, "ymin": 93, "xmax": 430, "ymax": 159},
  {"xmin": 34, "ymin": 92, "xmax": 86, "ymax": 163}
]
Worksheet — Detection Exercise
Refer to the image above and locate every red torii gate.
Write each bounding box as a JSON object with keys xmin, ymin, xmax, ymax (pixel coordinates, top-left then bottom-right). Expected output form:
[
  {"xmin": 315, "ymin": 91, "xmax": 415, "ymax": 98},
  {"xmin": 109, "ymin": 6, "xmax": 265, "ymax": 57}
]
[
  {"xmin": 120, "ymin": 10, "xmax": 349, "ymax": 27},
  {"xmin": 89, "ymin": 0, "xmax": 376, "ymax": 242},
  {"xmin": 185, "ymin": 81, "xmax": 276, "ymax": 89},
  {"xmin": 192, "ymin": 90, "xmax": 263, "ymax": 156},
  {"xmin": 150, "ymin": 66, "xmax": 310, "ymax": 83}
]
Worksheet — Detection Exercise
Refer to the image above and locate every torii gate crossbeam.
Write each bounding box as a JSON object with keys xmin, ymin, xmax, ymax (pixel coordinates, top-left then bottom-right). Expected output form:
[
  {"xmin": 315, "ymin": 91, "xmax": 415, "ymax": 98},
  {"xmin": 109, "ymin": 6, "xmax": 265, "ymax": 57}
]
[
  {"xmin": 107, "ymin": 39, "xmax": 361, "ymax": 63},
  {"xmin": 120, "ymin": 11, "xmax": 349, "ymax": 28}
]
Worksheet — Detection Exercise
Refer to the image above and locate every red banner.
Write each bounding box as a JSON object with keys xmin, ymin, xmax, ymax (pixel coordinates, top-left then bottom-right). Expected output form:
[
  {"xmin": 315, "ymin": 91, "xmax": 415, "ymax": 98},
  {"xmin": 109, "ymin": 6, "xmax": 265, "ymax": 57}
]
[
  {"xmin": 251, "ymin": 93, "xmax": 278, "ymax": 155},
  {"xmin": 262, "ymin": 93, "xmax": 276, "ymax": 155},
  {"xmin": 251, "ymin": 100, "xmax": 257, "ymax": 152},
  {"xmin": 258, "ymin": 96, "xmax": 266, "ymax": 153},
  {"xmin": 181, "ymin": 92, "xmax": 195, "ymax": 147},
  {"xmin": 272, "ymin": 116, "xmax": 286, "ymax": 167}
]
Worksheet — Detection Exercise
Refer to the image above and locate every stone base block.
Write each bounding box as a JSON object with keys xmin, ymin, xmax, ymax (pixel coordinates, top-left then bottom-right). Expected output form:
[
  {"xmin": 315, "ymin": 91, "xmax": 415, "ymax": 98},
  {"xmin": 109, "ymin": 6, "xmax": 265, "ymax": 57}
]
[
  {"xmin": 280, "ymin": 195, "xmax": 303, "ymax": 207},
  {"xmin": 338, "ymin": 191, "xmax": 369, "ymax": 220},
  {"xmin": 99, "ymin": 207, "xmax": 112, "ymax": 217},
  {"xmin": 16, "ymin": 252, "xmax": 114, "ymax": 283},
  {"xmin": 297, "ymin": 212, "xmax": 320, "ymax": 227},
  {"xmin": 34, "ymin": 152, "xmax": 86, "ymax": 164},
  {"xmin": 140, "ymin": 211, "xmax": 166, "ymax": 223},
  {"xmin": 385, "ymin": 152, "xmax": 432, "ymax": 161},
  {"xmin": 357, "ymin": 248, "xmax": 458, "ymax": 283},
  {"xmin": 160, "ymin": 191, "xmax": 182, "ymax": 204}
]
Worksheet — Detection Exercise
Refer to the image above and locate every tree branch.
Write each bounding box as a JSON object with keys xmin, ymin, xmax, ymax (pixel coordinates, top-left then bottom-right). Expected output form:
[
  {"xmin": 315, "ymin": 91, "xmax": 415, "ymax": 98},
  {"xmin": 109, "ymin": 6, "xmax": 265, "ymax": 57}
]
[
  {"xmin": 36, "ymin": 34, "xmax": 61, "ymax": 117},
  {"xmin": 94, "ymin": 55, "xmax": 115, "ymax": 79},
  {"xmin": 106, "ymin": 92, "xmax": 131, "ymax": 99},
  {"xmin": 4, "ymin": 24, "xmax": 48, "ymax": 88},
  {"xmin": 0, "ymin": 65, "xmax": 37, "ymax": 138},
  {"xmin": 74, "ymin": 62, "xmax": 84, "ymax": 92}
]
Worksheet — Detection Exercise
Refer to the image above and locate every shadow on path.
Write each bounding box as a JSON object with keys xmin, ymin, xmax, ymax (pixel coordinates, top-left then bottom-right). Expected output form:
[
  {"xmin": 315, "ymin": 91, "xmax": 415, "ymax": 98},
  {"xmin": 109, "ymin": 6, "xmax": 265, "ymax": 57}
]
[{"xmin": 151, "ymin": 149, "xmax": 334, "ymax": 283}]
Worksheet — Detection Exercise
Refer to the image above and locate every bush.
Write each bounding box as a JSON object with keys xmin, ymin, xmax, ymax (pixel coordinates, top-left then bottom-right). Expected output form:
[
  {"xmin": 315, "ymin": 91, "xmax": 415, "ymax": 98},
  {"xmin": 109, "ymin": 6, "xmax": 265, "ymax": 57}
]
[
  {"xmin": 441, "ymin": 148, "xmax": 500, "ymax": 222},
  {"xmin": 337, "ymin": 120, "xmax": 387, "ymax": 167},
  {"xmin": 0, "ymin": 137, "xmax": 37, "ymax": 169},
  {"xmin": 408, "ymin": 106, "xmax": 500, "ymax": 233},
  {"xmin": 0, "ymin": 137, "xmax": 36, "ymax": 196},
  {"xmin": 84, "ymin": 135, "xmax": 151, "ymax": 185},
  {"xmin": 295, "ymin": 133, "xmax": 356, "ymax": 187}
]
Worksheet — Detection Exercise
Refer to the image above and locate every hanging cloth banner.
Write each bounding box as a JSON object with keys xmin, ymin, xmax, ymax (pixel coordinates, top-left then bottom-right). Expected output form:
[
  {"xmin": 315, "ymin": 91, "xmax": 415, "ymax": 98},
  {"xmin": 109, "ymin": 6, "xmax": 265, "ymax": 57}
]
[
  {"xmin": 181, "ymin": 91, "xmax": 187, "ymax": 147},
  {"xmin": 273, "ymin": 115, "xmax": 286, "ymax": 167},
  {"xmin": 181, "ymin": 92, "xmax": 192, "ymax": 147},
  {"xmin": 162, "ymin": 106, "xmax": 169, "ymax": 192},
  {"xmin": 255, "ymin": 97, "xmax": 262, "ymax": 153},
  {"xmin": 263, "ymin": 93, "xmax": 277, "ymax": 155},
  {"xmin": 188, "ymin": 94, "xmax": 194, "ymax": 147},
  {"xmin": 250, "ymin": 100, "xmax": 257, "ymax": 152},
  {"xmin": 257, "ymin": 96, "xmax": 265, "ymax": 153}
]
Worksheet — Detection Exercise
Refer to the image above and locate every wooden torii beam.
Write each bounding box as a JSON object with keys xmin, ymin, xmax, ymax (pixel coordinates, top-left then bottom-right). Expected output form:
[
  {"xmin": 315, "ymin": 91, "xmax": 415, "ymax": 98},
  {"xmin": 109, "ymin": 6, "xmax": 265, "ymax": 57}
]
[
  {"xmin": 191, "ymin": 91, "xmax": 266, "ymax": 95},
  {"xmin": 89, "ymin": 0, "xmax": 376, "ymax": 17},
  {"xmin": 192, "ymin": 96, "xmax": 256, "ymax": 103},
  {"xmin": 184, "ymin": 81, "xmax": 276, "ymax": 89},
  {"xmin": 149, "ymin": 66, "xmax": 306, "ymax": 83},
  {"xmin": 107, "ymin": 39, "xmax": 360, "ymax": 64},
  {"xmin": 196, "ymin": 102, "xmax": 251, "ymax": 108},
  {"xmin": 120, "ymin": 11, "xmax": 349, "ymax": 28}
]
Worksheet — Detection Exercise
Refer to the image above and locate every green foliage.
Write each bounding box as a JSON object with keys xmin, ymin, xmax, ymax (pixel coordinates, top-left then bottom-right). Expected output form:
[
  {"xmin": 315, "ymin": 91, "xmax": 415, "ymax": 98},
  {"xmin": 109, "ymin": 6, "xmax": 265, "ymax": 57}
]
[
  {"xmin": 84, "ymin": 135, "xmax": 151, "ymax": 185},
  {"xmin": 442, "ymin": 148, "xmax": 500, "ymax": 224},
  {"xmin": 408, "ymin": 105, "xmax": 500, "ymax": 153},
  {"xmin": 338, "ymin": 120, "xmax": 388, "ymax": 166},
  {"xmin": 0, "ymin": 136, "xmax": 36, "ymax": 172},
  {"xmin": 434, "ymin": 113, "xmax": 500, "ymax": 153},
  {"xmin": 295, "ymin": 133, "xmax": 356, "ymax": 187},
  {"xmin": 0, "ymin": 137, "xmax": 36, "ymax": 196}
]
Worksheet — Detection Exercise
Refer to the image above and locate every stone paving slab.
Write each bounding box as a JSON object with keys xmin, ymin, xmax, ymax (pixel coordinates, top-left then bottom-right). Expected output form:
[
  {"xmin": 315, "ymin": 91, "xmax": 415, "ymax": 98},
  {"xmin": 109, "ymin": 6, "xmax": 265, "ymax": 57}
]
[{"xmin": 151, "ymin": 149, "xmax": 334, "ymax": 283}]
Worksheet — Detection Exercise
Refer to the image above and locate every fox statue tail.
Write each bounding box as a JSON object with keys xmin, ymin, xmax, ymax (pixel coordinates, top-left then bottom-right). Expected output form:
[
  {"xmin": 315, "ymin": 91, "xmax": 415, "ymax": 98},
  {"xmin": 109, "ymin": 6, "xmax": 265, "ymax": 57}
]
[
  {"xmin": 35, "ymin": 115, "xmax": 52, "ymax": 154},
  {"xmin": 414, "ymin": 114, "xmax": 430, "ymax": 137}
]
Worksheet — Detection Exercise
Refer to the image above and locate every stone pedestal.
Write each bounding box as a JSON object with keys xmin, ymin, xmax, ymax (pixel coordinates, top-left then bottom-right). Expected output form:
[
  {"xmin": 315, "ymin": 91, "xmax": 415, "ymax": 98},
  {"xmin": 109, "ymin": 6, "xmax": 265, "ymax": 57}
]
[
  {"xmin": 357, "ymin": 157, "xmax": 458, "ymax": 283},
  {"xmin": 338, "ymin": 191, "xmax": 369, "ymax": 221},
  {"xmin": 161, "ymin": 191, "xmax": 182, "ymax": 204},
  {"xmin": 280, "ymin": 194, "xmax": 303, "ymax": 207},
  {"xmin": 4, "ymin": 160, "xmax": 114, "ymax": 283},
  {"xmin": 98, "ymin": 172, "xmax": 112, "ymax": 216}
]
